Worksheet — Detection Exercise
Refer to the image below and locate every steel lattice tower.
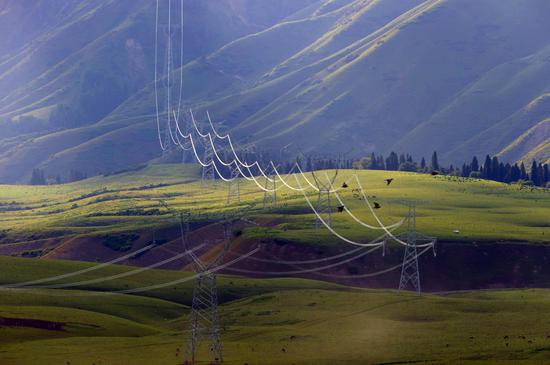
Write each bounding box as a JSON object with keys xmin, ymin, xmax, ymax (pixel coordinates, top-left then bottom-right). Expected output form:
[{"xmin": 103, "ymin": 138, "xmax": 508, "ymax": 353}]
[
  {"xmin": 262, "ymin": 173, "xmax": 276, "ymax": 210},
  {"xmin": 186, "ymin": 218, "xmax": 233, "ymax": 365},
  {"xmin": 398, "ymin": 201, "xmax": 422, "ymax": 295},
  {"xmin": 311, "ymin": 167, "xmax": 338, "ymax": 231},
  {"xmin": 201, "ymin": 140, "xmax": 216, "ymax": 185},
  {"xmin": 179, "ymin": 117, "xmax": 194, "ymax": 163},
  {"xmin": 315, "ymin": 187, "xmax": 332, "ymax": 231},
  {"xmin": 188, "ymin": 272, "xmax": 223, "ymax": 364},
  {"xmin": 226, "ymin": 164, "xmax": 241, "ymax": 204}
]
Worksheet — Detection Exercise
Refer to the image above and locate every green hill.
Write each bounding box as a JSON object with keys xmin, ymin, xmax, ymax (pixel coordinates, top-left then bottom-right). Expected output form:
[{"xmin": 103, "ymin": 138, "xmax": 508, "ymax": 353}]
[
  {"xmin": 0, "ymin": 165, "xmax": 547, "ymax": 250},
  {"xmin": 2, "ymin": 255, "xmax": 550, "ymax": 365}
]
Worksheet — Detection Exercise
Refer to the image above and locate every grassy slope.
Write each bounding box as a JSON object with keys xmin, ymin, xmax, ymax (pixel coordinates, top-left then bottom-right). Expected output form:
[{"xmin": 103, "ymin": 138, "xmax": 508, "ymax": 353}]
[
  {"xmin": 3, "ymin": 0, "xmax": 550, "ymax": 182},
  {"xmin": 203, "ymin": 0, "xmax": 550, "ymax": 164},
  {"xmin": 0, "ymin": 164, "xmax": 548, "ymax": 247},
  {"xmin": 496, "ymin": 117, "xmax": 550, "ymax": 165},
  {"xmin": 523, "ymin": 140, "xmax": 550, "ymax": 166},
  {"xmin": 2, "ymin": 255, "xmax": 550, "ymax": 364},
  {"xmin": 0, "ymin": 0, "xmax": 318, "ymax": 182}
]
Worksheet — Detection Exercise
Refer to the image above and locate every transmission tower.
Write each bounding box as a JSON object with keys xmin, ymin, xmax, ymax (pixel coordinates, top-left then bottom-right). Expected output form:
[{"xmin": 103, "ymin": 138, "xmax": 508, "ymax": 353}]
[
  {"xmin": 200, "ymin": 133, "xmax": 216, "ymax": 186},
  {"xmin": 262, "ymin": 166, "xmax": 277, "ymax": 211},
  {"xmin": 186, "ymin": 217, "xmax": 234, "ymax": 365},
  {"xmin": 310, "ymin": 160, "xmax": 339, "ymax": 231},
  {"xmin": 226, "ymin": 163, "xmax": 241, "ymax": 205},
  {"xmin": 396, "ymin": 201, "xmax": 437, "ymax": 296},
  {"xmin": 397, "ymin": 202, "xmax": 422, "ymax": 295},
  {"xmin": 179, "ymin": 116, "xmax": 194, "ymax": 163}
]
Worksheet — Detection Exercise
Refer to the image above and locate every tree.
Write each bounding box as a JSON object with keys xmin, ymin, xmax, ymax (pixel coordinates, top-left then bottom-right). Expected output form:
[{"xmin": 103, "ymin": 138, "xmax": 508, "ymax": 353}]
[
  {"xmin": 461, "ymin": 163, "xmax": 469, "ymax": 177},
  {"xmin": 370, "ymin": 152, "xmax": 378, "ymax": 169},
  {"xmin": 377, "ymin": 156, "xmax": 386, "ymax": 170},
  {"xmin": 491, "ymin": 156, "xmax": 500, "ymax": 181},
  {"xmin": 361, "ymin": 157, "xmax": 371, "ymax": 169},
  {"xmin": 530, "ymin": 160, "xmax": 540, "ymax": 186},
  {"xmin": 399, "ymin": 153, "xmax": 406, "ymax": 165},
  {"xmin": 306, "ymin": 156, "xmax": 313, "ymax": 171},
  {"xmin": 471, "ymin": 156, "xmax": 479, "ymax": 172},
  {"xmin": 520, "ymin": 162, "xmax": 527, "ymax": 180},
  {"xmin": 431, "ymin": 151, "xmax": 439, "ymax": 171},
  {"xmin": 30, "ymin": 168, "xmax": 46, "ymax": 185},
  {"xmin": 69, "ymin": 170, "xmax": 87, "ymax": 182},
  {"xmin": 386, "ymin": 152, "xmax": 399, "ymax": 171},
  {"xmin": 511, "ymin": 164, "xmax": 521, "ymax": 182},
  {"xmin": 482, "ymin": 155, "xmax": 492, "ymax": 179},
  {"xmin": 420, "ymin": 157, "xmax": 426, "ymax": 170},
  {"xmin": 503, "ymin": 163, "xmax": 512, "ymax": 183},
  {"xmin": 399, "ymin": 161, "xmax": 417, "ymax": 172}
]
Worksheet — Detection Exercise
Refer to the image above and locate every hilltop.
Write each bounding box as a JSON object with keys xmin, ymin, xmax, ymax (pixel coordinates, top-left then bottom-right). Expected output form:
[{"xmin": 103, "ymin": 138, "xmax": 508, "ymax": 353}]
[{"xmin": 0, "ymin": 164, "xmax": 547, "ymax": 246}]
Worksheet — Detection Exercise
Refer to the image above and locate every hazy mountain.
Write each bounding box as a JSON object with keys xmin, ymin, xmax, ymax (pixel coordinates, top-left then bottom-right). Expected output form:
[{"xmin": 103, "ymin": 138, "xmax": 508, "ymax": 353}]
[{"xmin": 0, "ymin": 0, "xmax": 548, "ymax": 182}]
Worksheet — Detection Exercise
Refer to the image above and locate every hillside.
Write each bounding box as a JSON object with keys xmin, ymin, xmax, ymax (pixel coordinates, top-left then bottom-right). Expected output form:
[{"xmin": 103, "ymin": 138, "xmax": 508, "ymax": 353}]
[
  {"xmin": 0, "ymin": 0, "xmax": 312, "ymax": 126},
  {"xmin": 0, "ymin": 164, "xmax": 547, "ymax": 248},
  {"xmin": 0, "ymin": 0, "xmax": 549, "ymax": 182},
  {"xmin": 2, "ymin": 257, "xmax": 550, "ymax": 364},
  {"xmin": 499, "ymin": 118, "xmax": 550, "ymax": 164}
]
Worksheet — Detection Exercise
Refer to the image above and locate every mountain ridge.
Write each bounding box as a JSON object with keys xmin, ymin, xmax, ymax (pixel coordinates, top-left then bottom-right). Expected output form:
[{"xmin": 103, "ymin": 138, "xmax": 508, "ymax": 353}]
[{"xmin": 0, "ymin": 0, "xmax": 548, "ymax": 183}]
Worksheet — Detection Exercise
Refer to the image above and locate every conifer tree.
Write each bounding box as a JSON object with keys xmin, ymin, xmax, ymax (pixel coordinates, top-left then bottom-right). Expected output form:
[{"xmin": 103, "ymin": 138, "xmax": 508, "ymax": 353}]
[
  {"xmin": 471, "ymin": 156, "xmax": 479, "ymax": 172},
  {"xmin": 520, "ymin": 162, "xmax": 527, "ymax": 180},
  {"xmin": 482, "ymin": 155, "xmax": 492, "ymax": 179},
  {"xmin": 530, "ymin": 160, "xmax": 539, "ymax": 185},
  {"xmin": 431, "ymin": 151, "xmax": 439, "ymax": 171}
]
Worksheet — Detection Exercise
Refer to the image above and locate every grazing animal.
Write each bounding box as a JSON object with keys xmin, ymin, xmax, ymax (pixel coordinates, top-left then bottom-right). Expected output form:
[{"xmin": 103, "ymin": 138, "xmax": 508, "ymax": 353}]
[
  {"xmin": 431, "ymin": 171, "xmax": 439, "ymax": 176},
  {"xmin": 337, "ymin": 205, "xmax": 345, "ymax": 213},
  {"xmin": 373, "ymin": 202, "xmax": 381, "ymax": 209},
  {"xmin": 385, "ymin": 178, "xmax": 394, "ymax": 186}
]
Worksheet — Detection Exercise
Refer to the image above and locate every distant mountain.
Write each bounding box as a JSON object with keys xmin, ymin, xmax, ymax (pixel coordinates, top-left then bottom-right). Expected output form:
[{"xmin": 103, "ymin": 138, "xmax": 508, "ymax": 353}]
[{"xmin": 0, "ymin": 0, "xmax": 549, "ymax": 183}]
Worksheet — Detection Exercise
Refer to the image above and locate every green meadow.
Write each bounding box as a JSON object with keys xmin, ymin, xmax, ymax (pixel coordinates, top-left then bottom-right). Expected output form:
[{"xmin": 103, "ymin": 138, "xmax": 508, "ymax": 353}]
[
  {"xmin": 0, "ymin": 165, "xmax": 548, "ymax": 364},
  {"xmin": 0, "ymin": 164, "xmax": 548, "ymax": 246},
  {"xmin": 2, "ymin": 256, "xmax": 550, "ymax": 364}
]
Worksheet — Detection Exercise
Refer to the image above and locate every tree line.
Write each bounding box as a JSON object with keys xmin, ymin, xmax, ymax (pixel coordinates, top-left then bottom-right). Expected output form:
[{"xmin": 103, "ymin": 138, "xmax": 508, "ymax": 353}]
[
  {"xmin": 350, "ymin": 151, "xmax": 549, "ymax": 187},
  {"xmin": 29, "ymin": 169, "xmax": 88, "ymax": 185},
  {"xmin": 28, "ymin": 150, "xmax": 549, "ymax": 188}
]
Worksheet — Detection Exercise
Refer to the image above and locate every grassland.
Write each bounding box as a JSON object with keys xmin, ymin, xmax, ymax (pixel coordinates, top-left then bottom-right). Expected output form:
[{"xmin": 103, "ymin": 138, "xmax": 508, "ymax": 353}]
[
  {"xmin": 2, "ymin": 256, "xmax": 550, "ymax": 364},
  {"xmin": 0, "ymin": 164, "xmax": 548, "ymax": 248},
  {"xmin": 0, "ymin": 165, "xmax": 548, "ymax": 364}
]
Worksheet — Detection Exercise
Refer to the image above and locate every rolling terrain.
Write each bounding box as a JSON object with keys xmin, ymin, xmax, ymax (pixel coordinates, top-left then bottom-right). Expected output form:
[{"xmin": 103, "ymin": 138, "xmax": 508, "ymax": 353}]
[
  {"xmin": 2, "ymin": 256, "xmax": 550, "ymax": 364},
  {"xmin": 0, "ymin": 0, "xmax": 549, "ymax": 182},
  {"xmin": 0, "ymin": 164, "xmax": 548, "ymax": 292},
  {"xmin": 0, "ymin": 164, "xmax": 548, "ymax": 247}
]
